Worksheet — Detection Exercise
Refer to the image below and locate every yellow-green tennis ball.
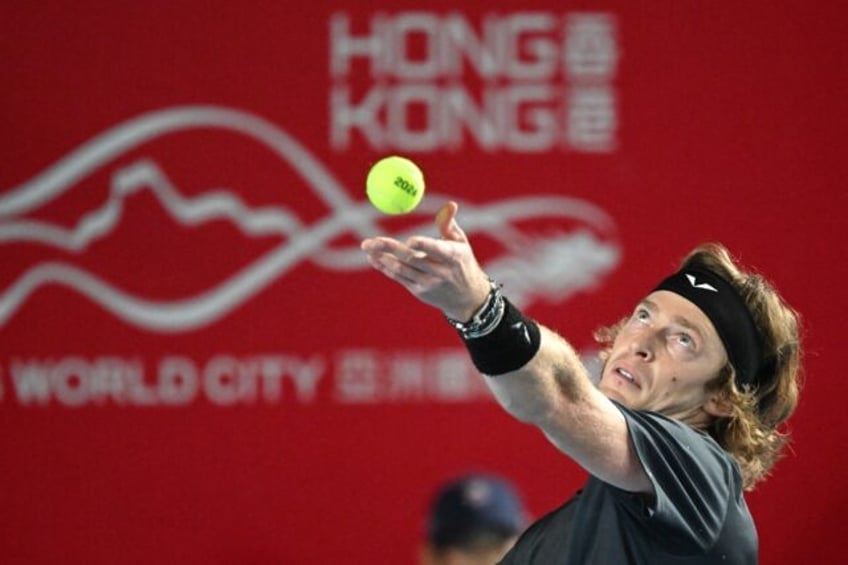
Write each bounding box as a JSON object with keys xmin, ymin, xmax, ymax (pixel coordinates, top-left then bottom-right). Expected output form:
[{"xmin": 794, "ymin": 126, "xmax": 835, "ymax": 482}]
[{"xmin": 366, "ymin": 156, "xmax": 425, "ymax": 215}]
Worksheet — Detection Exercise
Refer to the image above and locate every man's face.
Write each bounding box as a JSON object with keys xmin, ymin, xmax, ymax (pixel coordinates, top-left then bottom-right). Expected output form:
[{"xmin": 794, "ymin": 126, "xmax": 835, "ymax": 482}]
[
  {"xmin": 598, "ymin": 290, "xmax": 728, "ymax": 423},
  {"xmin": 420, "ymin": 538, "xmax": 518, "ymax": 565}
]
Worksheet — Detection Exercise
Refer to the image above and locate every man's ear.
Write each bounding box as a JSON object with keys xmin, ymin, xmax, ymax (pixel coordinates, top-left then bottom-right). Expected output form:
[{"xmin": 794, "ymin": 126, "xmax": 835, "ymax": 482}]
[{"xmin": 704, "ymin": 392, "xmax": 734, "ymax": 418}]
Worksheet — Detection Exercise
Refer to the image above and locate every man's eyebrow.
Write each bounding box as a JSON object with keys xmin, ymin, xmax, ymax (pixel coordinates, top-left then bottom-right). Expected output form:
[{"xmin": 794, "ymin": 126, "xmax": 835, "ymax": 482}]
[{"xmin": 638, "ymin": 298, "xmax": 658, "ymax": 312}]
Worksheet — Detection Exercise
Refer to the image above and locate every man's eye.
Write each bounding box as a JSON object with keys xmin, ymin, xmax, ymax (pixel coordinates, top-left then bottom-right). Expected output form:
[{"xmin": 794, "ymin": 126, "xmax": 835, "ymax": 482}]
[
  {"xmin": 676, "ymin": 334, "xmax": 694, "ymax": 347},
  {"xmin": 635, "ymin": 309, "xmax": 650, "ymax": 322}
]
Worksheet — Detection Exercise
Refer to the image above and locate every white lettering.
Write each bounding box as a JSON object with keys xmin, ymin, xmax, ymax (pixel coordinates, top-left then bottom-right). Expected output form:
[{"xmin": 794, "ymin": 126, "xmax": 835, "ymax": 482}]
[
  {"xmin": 285, "ymin": 355, "xmax": 325, "ymax": 402},
  {"xmin": 50, "ymin": 358, "xmax": 90, "ymax": 407},
  {"xmin": 10, "ymin": 357, "xmax": 153, "ymax": 406},
  {"xmin": 330, "ymin": 85, "xmax": 387, "ymax": 150},
  {"xmin": 5, "ymin": 355, "xmax": 329, "ymax": 407},
  {"xmin": 331, "ymin": 11, "xmax": 566, "ymax": 80},
  {"xmin": 334, "ymin": 349, "xmax": 489, "ymax": 403},
  {"xmin": 567, "ymin": 87, "xmax": 617, "ymax": 152},
  {"xmin": 329, "ymin": 11, "xmax": 620, "ymax": 153},
  {"xmin": 3, "ymin": 350, "xmax": 545, "ymax": 407},
  {"xmin": 202, "ymin": 355, "xmax": 325, "ymax": 405},
  {"xmin": 432, "ymin": 350, "xmax": 487, "ymax": 401},
  {"xmin": 442, "ymin": 15, "xmax": 501, "ymax": 77},
  {"xmin": 390, "ymin": 13, "xmax": 441, "ymax": 79},
  {"xmin": 87, "ymin": 356, "xmax": 153, "ymax": 406},
  {"xmin": 439, "ymin": 87, "xmax": 500, "ymax": 150},
  {"xmin": 564, "ymin": 14, "xmax": 618, "ymax": 79},
  {"xmin": 329, "ymin": 13, "xmax": 391, "ymax": 77},
  {"xmin": 332, "ymin": 84, "xmax": 570, "ymax": 152},
  {"xmin": 204, "ymin": 355, "xmax": 251, "ymax": 405},
  {"xmin": 10, "ymin": 360, "xmax": 52, "ymax": 405},
  {"xmin": 386, "ymin": 353, "xmax": 426, "ymax": 400},
  {"xmin": 335, "ymin": 350, "xmax": 380, "ymax": 403},
  {"xmin": 258, "ymin": 356, "xmax": 284, "ymax": 402},
  {"xmin": 503, "ymin": 14, "xmax": 558, "ymax": 80},
  {"xmin": 388, "ymin": 84, "xmax": 441, "ymax": 151},
  {"xmin": 158, "ymin": 356, "xmax": 199, "ymax": 405},
  {"xmin": 503, "ymin": 84, "xmax": 558, "ymax": 151}
]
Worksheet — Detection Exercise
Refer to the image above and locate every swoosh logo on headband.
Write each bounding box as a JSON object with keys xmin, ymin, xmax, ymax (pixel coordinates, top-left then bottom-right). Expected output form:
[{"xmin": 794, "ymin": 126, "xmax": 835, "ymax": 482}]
[{"xmin": 686, "ymin": 274, "xmax": 718, "ymax": 292}]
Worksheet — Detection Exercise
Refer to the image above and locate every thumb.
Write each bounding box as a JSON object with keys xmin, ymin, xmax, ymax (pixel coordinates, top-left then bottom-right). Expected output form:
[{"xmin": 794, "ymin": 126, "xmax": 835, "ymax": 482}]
[{"xmin": 436, "ymin": 201, "xmax": 467, "ymax": 243}]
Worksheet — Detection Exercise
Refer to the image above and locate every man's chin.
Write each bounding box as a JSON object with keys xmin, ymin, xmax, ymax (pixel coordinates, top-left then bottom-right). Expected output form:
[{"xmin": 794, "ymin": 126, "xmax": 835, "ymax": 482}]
[{"xmin": 599, "ymin": 384, "xmax": 634, "ymax": 407}]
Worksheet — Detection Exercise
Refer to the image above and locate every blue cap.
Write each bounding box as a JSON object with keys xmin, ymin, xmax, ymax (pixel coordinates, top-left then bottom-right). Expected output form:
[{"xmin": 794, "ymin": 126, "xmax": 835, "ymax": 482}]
[{"xmin": 427, "ymin": 474, "xmax": 529, "ymax": 550}]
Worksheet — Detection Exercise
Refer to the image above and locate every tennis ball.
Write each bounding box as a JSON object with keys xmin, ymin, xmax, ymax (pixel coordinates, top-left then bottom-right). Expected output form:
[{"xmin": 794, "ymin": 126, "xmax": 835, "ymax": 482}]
[{"xmin": 366, "ymin": 156, "xmax": 425, "ymax": 215}]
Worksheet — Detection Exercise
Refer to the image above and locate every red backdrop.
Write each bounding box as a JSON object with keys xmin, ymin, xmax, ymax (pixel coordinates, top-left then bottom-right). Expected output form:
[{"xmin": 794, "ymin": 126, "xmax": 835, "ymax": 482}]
[{"xmin": 2, "ymin": 2, "xmax": 846, "ymax": 563}]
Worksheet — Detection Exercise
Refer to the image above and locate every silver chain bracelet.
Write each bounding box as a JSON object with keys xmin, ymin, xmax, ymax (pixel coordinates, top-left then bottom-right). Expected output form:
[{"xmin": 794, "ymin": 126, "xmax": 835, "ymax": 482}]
[{"xmin": 445, "ymin": 279, "xmax": 506, "ymax": 340}]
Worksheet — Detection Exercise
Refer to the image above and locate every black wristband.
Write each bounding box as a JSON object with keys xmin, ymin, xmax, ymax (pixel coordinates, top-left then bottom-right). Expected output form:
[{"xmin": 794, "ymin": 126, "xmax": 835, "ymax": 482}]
[{"xmin": 462, "ymin": 298, "xmax": 541, "ymax": 376}]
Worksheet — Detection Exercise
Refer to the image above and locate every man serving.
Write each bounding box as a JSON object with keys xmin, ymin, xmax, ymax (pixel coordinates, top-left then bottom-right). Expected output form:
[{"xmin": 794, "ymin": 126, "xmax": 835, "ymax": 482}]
[{"xmin": 361, "ymin": 202, "xmax": 802, "ymax": 564}]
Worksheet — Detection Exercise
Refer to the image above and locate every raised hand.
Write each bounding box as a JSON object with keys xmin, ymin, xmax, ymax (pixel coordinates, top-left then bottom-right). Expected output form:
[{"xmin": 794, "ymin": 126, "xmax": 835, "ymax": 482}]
[{"xmin": 360, "ymin": 201, "xmax": 492, "ymax": 321}]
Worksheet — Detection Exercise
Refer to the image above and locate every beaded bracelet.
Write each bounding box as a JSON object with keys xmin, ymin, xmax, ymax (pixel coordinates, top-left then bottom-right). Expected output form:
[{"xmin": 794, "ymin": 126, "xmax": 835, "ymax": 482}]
[{"xmin": 445, "ymin": 279, "xmax": 505, "ymax": 339}]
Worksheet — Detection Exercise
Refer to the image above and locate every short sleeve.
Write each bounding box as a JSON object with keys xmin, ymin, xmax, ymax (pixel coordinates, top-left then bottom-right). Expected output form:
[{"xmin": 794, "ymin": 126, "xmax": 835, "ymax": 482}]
[{"xmin": 614, "ymin": 403, "xmax": 741, "ymax": 553}]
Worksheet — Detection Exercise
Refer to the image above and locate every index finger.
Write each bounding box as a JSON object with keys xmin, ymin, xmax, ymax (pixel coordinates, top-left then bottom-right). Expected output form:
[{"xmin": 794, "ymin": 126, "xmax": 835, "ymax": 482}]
[
  {"xmin": 407, "ymin": 236, "xmax": 460, "ymax": 262},
  {"xmin": 362, "ymin": 236, "xmax": 427, "ymax": 260}
]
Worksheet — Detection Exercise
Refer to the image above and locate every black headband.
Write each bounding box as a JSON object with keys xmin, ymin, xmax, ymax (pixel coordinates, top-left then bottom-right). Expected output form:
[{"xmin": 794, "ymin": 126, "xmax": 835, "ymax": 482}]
[{"xmin": 654, "ymin": 269, "xmax": 764, "ymax": 388}]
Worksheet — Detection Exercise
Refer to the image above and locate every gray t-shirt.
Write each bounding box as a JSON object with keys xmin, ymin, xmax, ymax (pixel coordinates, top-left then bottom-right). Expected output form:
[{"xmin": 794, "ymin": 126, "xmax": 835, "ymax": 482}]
[{"xmin": 500, "ymin": 403, "xmax": 757, "ymax": 564}]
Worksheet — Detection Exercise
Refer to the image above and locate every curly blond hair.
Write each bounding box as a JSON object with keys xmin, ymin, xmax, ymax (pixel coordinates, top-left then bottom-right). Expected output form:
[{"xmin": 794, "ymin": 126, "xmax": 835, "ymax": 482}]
[{"xmin": 595, "ymin": 243, "xmax": 802, "ymax": 490}]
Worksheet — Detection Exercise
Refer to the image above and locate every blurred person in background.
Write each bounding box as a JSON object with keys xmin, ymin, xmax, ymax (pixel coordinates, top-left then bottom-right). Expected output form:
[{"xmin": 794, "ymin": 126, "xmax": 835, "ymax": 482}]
[{"xmin": 420, "ymin": 473, "xmax": 529, "ymax": 565}]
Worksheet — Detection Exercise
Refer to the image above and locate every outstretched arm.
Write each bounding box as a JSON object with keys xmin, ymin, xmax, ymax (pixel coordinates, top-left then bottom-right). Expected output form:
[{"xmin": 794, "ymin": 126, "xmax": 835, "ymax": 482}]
[{"xmin": 361, "ymin": 202, "xmax": 651, "ymax": 493}]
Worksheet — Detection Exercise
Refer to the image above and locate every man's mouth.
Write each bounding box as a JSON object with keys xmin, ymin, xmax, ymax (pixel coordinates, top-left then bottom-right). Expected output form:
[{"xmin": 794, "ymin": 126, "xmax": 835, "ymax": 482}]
[{"xmin": 614, "ymin": 367, "xmax": 641, "ymax": 388}]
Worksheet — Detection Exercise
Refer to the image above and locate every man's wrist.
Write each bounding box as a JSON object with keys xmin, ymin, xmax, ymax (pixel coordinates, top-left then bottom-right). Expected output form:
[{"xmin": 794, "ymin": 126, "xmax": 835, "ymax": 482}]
[{"xmin": 445, "ymin": 279, "xmax": 504, "ymax": 339}]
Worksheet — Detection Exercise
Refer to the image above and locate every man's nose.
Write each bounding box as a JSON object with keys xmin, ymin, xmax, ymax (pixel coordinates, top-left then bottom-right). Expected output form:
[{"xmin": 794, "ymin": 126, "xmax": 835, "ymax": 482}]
[{"xmin": 630, "ymin": 331, "xmax": 658, "ymax": 361}]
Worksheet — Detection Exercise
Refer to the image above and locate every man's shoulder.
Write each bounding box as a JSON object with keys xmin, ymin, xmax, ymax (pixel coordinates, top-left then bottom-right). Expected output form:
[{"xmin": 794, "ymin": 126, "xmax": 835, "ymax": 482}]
[
  {"xmin": 610, "ymin": 400, "xmax": 738, "ymax": 479},
  {"xmin": 611, "ymin": 401, "xmax": 720, "ymax": 444}
]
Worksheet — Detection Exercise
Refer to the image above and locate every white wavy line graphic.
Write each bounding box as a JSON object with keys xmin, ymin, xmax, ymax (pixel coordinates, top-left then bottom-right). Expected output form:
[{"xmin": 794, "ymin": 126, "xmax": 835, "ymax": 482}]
[
  {"xmin": 0, "ymin": 105, "xmax": 619, "ymax": 332},
  {"xmin": 0, "ymin": 106, "xmax": 368, "ymax": 226},
  {"xmin": 0, "ymin": 159, "xmax": 311, "ymax": 251}
]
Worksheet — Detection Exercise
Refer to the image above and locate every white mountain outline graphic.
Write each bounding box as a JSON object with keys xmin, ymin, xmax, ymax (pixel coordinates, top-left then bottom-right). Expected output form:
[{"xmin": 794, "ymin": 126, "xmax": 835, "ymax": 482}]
[{"xmin": 0, "ymin": 105, "xmax": 621, "ymax": 332}]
